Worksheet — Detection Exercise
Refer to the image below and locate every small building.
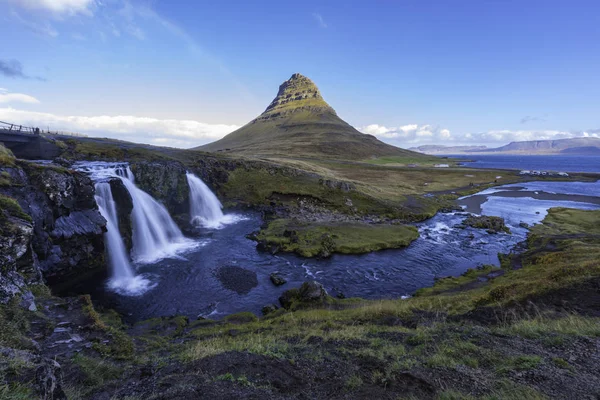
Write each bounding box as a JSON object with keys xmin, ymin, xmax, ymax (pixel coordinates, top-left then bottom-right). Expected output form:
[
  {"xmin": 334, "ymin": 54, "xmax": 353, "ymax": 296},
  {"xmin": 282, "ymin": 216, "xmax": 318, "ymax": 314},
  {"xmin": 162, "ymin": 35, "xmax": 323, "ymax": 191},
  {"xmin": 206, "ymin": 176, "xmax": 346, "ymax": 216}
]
[
  {"xmin": 519, "ymin": 170, "xmax": 531, "ymax": 175},
  {"xmin": 558, "ymin": 172, "xmax": 569, "ymax": 177},
  {"xmin": 434, "ymin": 164, "xmax": 450, "ymax": 168}
]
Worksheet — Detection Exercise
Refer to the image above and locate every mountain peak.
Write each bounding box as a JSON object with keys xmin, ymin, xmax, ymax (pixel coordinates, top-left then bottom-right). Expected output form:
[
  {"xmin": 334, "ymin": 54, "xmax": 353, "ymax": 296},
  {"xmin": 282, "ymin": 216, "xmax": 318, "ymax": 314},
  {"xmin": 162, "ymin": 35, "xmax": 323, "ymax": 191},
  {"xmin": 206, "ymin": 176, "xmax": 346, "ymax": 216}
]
[
  {"xmin": 197, "ymin": 73, "xmax": 428, "ymax": 161},
  {"xmin": 257, "ymin": 73, "xmax": 335, "ymax": 121}
]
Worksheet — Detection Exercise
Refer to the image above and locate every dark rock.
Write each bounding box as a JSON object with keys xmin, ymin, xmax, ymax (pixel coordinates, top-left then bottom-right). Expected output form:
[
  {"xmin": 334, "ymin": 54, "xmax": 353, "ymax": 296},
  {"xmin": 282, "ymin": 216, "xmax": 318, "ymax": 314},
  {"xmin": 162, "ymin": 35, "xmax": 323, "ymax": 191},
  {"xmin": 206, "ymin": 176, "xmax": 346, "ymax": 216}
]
[
  {"xmin": 463, "ymin": 215, "xmax": 510, "ymax": 234},
  {"xmin": 2, "ymin": 163, "xmax": 106, "ymax": 286},
  {"xmin": 279, "ymin": 281, "xmax": 328, "ymax": 309},
  {"xmin": 52, "ymin": 158, "xmax": 72, "ymax": 168},
  {"xmin": 519, "ymin": 222, "xmax": 530, "ymax": 229},
  {"xmin": 36, "ymin": 358, "xmax": 67, "ymax": 400},
  {"xmin": 262, "ymin": 304, "xmax": 279, "ymax": 315},
  {"xmin": 129, "ymin": 161, "xmax": 189, "ymax": 218},
  {"xmin": 299, "ymin": 281, "xmax": 328, "ymax": 301},
  {"xmin": 270, "ymin": 272, "xmax": 286, "ymax": 286},
  {"xmin": 279, "ymin": 288, "xmax": 300, "ymax": 309},
  {"xmin": 256, "ymin": 240, "xmax": 280, "ymax": 254},
  {"xmin": 215, "ymin": 266, "xmax": 258, "ymax": 295},
  {"xmin": 109, "ymin": 178, "xmax": 133, "ymax": 251}
]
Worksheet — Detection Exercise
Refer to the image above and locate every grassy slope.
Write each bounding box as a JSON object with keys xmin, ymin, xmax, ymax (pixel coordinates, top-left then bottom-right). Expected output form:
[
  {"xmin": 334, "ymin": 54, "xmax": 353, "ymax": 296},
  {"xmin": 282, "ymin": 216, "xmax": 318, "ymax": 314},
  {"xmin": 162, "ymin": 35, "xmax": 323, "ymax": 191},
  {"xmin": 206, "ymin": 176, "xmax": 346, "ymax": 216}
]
[{"xmin": 198, "ymin": 109, "xmax": 430, "ymax": 161}]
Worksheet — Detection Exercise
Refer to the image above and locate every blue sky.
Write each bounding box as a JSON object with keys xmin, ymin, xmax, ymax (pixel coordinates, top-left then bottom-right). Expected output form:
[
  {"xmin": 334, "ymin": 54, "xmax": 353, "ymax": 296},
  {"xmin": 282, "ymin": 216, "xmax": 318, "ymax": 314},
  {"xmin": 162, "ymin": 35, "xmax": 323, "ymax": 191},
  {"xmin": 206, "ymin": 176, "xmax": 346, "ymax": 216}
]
[{"xmin": 1, "ymin": 0, "xmax": 599, "ymax": 148}]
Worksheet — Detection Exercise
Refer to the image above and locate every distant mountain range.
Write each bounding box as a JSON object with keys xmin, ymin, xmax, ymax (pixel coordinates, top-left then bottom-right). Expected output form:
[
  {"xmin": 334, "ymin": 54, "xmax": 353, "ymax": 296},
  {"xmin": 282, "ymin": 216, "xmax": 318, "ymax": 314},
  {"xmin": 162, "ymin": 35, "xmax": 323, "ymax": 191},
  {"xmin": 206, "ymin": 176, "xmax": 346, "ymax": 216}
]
[
  {"xmin": 410, "ymin": 137, "xmax": 600, "ymax": 155},
  {"xmin": 197, "ymin": 73, "xmax": 431, "ymax": 161}
]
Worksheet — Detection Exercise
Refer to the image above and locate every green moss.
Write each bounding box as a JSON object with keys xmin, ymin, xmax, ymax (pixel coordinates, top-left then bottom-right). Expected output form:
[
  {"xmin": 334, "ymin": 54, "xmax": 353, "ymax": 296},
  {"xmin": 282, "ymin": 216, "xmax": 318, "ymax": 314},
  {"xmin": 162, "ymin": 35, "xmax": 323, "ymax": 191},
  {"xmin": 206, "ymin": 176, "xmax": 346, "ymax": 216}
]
[
  {"xmin": 224, "ymin": 312, "xmax": 258, "ymax": 324},
  {"xmin": 71, "ymin": 354, "xmax": 123, "ymax": 388},
  {"xmin": 0, "ymin": 383, "xmax": 35, "ymax": 400},
  {"xmin": 255, "ymin": 219, "xmax": 419, "ymax": 257},
  {"xmin": 0, "ymin": 299, "xmax": 31, "ymax": 349},
  {"xmin": 0, "ymin": 195, "xmax": 31, "ymax": 223},
  {"xmin": 80, "ymin": 295, "xmax": 134, "ymax": 359},
  {"xmin": 0, "ymin": 144, "xmax": 15, "ymax": 167},
  {"xmin": 497, "ymin": 355, "xmax": 543, "ymax": 374},
  {"xmin": 415, "ymin": 265, "xmax": 499, "ymax": 297}
]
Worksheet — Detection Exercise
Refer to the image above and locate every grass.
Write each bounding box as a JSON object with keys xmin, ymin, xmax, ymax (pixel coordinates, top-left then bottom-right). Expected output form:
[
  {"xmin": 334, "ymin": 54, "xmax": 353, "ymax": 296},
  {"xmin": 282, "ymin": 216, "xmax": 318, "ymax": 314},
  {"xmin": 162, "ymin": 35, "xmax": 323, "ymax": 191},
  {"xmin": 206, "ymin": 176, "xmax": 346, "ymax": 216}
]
[
  {"xmin": 254, "ymin": 218, "xmax": 419, "ymax": 257},
  {"xmin": 0, "ymin": 194, "xmax": 32, "ymax": 223},
  {"xmin": 71, "ymin": 354, "xmax": 124, "ymax": 388},
  {"xmin": 364, "ymin": 154, "xmax": 442, "ymax": 166},
  {"xmin": 0, "ymin": 143, "xmax": 15, "ymax": 167}
]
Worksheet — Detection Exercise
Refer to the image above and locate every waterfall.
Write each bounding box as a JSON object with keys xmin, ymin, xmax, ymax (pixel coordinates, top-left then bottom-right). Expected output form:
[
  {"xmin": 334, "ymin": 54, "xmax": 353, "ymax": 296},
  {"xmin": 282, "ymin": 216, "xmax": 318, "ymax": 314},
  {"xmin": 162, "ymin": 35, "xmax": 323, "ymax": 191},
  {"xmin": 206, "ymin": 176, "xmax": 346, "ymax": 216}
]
[
  {"xmin": 186, "ymin": 172, "xmax": 233, "ymax": 229},
  {"xmin": 118, "ymin": 168, "xmax": 190, "ymax": 263},
  {"xmin": 77, "ymin": 162, "xmax": 196, "ymax": 294},
  {"xmin": 94, "ymin": 182, "xmax": 151, "ymax": 295}
]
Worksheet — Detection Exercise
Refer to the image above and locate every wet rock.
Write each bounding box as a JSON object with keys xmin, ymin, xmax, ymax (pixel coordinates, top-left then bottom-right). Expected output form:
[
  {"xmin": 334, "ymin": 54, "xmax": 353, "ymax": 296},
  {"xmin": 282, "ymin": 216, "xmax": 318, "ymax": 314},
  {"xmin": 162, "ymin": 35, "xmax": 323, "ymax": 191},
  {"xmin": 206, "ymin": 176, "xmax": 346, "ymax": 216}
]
[
  {"xmin": 299, "ymin": 281, "xmax": 328, "ymax": 301},
  {"xmin": 215, "ymin": 266, "xmax": 258, "ymax": 295},
  {"xmin": 262, "ymin": 304, "xmax": 279, "ymax": 315},
  {"xmin": 519, "ymin": 222, "xmax": 530, "ymax": 229},
  {"xmin": 109, "ymin": 178, "xmax": 134, "ymax": 251},
  {"xmin": 279, "ymin": 281, "xmax": 328, "ymax": 309},
  {"xmin": 270, "ymin": 272, "xmax": 286, "ymax": 286},
  {"xmin": 52, "ymin": 158, "xmax": 72, "ymax": 168},
  {"xmin": 463, "ymin": 215, "xmax": 511, "ymax": 234},
  {"xmin": 256, "ymin": 240, "xmax": 280, "ymax": 254},
  {"xmin": 129, "ymin": 161, "xmax": 190, "ymax": 217},
  {"xmin": 4, "ymin": 163, "xmax": 107, "ymax": 285}
]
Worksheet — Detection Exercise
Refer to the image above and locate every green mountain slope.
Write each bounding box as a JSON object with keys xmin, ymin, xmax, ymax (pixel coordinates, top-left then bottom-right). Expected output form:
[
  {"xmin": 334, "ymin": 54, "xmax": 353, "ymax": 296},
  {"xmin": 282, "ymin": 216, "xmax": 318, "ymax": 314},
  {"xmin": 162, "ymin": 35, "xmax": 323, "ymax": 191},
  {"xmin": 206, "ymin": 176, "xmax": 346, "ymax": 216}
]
[{"xmin": 196, "ymin": 73, "xmax": 432, "ymax": 161}]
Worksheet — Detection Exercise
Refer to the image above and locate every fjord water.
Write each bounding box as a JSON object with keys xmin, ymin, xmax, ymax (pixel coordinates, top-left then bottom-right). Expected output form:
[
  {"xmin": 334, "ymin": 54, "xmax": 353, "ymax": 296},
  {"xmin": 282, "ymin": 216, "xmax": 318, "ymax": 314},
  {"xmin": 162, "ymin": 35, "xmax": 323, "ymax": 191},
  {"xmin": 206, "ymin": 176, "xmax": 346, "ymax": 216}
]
[{"xmin": 451, "ymin": 154, "xmax": 600, "ymax": 173}]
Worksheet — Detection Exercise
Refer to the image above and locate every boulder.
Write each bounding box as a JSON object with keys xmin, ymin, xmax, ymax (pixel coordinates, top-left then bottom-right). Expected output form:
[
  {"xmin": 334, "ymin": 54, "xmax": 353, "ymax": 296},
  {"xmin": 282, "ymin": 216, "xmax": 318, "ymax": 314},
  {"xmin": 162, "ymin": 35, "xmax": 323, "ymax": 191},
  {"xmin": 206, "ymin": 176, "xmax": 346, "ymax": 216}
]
[
  {"xmin": 279, "ymin": 281, "xmax": 328, "ymax": 309},
  {"xmin": 269, "ymin": 272, "xmax": 286, "ymax": 286}
]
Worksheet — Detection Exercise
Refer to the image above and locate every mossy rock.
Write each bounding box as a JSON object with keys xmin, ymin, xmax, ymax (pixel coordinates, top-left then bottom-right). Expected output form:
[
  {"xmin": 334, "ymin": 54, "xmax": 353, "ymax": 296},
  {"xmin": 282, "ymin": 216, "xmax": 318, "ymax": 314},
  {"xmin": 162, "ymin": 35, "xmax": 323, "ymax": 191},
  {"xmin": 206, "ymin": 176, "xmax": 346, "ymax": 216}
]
[{"xmin": 255, "ymin": 219, "xmax": 419, "ymax": 257}]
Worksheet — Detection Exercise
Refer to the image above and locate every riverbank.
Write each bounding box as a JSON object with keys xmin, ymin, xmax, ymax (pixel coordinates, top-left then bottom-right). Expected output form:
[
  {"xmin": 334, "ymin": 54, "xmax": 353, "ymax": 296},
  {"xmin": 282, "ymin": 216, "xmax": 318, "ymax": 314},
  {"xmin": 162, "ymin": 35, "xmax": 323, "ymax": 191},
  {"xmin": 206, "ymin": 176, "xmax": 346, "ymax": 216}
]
[{"xmin": 2, "ymin": 208, "xmax": 599, "ymax": 399}]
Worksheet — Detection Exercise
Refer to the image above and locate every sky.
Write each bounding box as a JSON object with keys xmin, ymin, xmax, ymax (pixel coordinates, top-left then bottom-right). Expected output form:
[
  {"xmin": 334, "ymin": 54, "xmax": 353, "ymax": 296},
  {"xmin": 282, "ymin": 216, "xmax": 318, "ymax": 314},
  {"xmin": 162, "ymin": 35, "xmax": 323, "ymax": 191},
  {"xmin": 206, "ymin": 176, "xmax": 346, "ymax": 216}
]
[{"xmin": 1, "ymin": 0, "xmax": 599, "ymax": 149}]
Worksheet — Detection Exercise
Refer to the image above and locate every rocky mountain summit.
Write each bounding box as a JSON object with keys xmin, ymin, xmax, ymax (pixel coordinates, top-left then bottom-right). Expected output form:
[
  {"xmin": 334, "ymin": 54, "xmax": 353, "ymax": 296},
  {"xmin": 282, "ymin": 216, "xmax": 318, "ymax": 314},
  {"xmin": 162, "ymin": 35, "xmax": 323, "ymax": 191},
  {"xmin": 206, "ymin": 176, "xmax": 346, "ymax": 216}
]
[{"xmin": 256, "ymin": 73, "xmax": 335, "ymax": 122}]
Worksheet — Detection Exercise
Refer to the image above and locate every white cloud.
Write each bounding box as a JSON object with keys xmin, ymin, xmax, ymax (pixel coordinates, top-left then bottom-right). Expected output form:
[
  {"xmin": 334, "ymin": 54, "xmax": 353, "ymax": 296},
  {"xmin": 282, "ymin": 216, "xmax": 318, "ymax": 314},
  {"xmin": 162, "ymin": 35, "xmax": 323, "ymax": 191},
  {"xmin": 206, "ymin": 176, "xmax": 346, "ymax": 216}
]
[
  {"xmin": 358, "ymin": 123, "xmax": 600, "ymax": 147},
  {"xmin": 0, "ymin": 90, "xmax": 41, "ymax": 105},
  {"xmin": 313, "ymin": 13, "xmax": 328, "ymax": 28},
  {"xmin": 9, "ymin": 0, "xmax": 95, "ymax": 16},
  {"xmin": 0, "ymin": 107, "xmax": 239, "ymax": 148}
]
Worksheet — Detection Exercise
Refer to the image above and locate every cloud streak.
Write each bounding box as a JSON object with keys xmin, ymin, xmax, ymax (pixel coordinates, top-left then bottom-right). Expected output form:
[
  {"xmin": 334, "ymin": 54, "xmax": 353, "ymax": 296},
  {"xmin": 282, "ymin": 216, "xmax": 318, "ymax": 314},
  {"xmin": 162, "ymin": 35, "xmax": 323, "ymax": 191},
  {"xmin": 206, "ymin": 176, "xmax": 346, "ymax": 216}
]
[
  {"xmin": 0, "ymin": 107, "xmax": 239, "ymax": 148},
  {"xmin": 8, "ymin": 0, "xmax": 96, "ymax": 16},
  {"xmin": 357, "ymin": 123, "xmax": 600, "ymax": 147},
  {"xmin": 313, "ymin": 13, "xmax": 328, "ymax": 28}
]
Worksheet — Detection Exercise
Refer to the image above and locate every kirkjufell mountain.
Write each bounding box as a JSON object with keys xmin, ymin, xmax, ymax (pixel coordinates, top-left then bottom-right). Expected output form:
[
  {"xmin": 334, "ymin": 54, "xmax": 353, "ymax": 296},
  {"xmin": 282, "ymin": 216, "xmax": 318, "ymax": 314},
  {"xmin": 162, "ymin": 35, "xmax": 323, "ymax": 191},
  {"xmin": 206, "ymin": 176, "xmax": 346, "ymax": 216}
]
[{"xmin": 197, "ymin": 73, "xmax": 429, "ymax": 160}]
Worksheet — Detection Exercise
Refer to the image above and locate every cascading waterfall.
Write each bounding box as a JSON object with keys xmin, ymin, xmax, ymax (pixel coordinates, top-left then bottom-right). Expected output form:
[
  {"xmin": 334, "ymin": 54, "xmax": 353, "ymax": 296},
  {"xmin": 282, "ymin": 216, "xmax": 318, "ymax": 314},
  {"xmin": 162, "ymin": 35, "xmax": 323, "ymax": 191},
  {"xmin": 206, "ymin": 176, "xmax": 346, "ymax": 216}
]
[
  {"xmin": 78, "ymin": 162, "xmax": 197, "ymax": 294},
  {"xmin": 94, "ymin": 181, "xmax": 152, "ymax": 295},
  {"xmin": 186, "ymin": 172, "xmax": 237, "ymax": 229},
  {"xmin": 119, "ymin": 167, "xmax": 191, "ymax": 263}
]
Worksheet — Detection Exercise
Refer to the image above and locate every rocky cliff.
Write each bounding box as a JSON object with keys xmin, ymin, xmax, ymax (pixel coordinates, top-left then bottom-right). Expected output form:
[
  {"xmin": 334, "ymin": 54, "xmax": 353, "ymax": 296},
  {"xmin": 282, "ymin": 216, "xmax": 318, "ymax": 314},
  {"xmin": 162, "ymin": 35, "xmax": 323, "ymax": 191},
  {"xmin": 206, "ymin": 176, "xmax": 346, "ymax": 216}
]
[{"xmin": 0, "ymin": 160, "xmax": 106, "ymax": 289}]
